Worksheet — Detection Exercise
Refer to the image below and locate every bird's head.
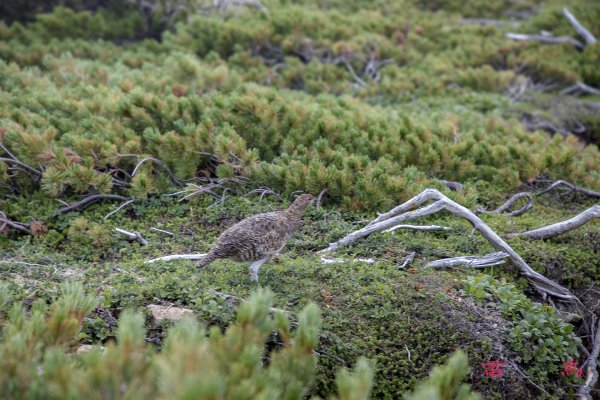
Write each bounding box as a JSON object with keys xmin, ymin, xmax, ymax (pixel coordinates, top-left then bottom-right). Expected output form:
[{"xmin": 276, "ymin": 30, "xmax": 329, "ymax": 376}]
[{"xmin": 287, "ymin": 193, "xmax": 315, "ymax": 215}]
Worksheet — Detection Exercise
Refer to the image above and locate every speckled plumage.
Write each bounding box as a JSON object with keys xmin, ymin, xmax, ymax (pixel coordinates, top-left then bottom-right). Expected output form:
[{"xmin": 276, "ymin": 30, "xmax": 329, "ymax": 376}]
[{"xmin": 197, "ymin": 194, "xmax": 313, "ymax": 281}]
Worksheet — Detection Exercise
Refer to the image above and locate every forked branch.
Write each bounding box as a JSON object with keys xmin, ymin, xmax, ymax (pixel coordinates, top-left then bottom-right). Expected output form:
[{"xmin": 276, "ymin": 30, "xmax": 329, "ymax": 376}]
[
  {"xmin": 476, "ymin": 192, "xmax": 533, "ymax": 217},
  {"xmin": 319, "ymin": 189, "xmax": 576, "ymax": 300}
]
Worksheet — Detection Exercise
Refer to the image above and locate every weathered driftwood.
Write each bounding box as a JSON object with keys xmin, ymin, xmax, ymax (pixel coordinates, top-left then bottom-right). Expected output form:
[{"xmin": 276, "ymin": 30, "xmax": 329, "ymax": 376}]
[
  {"xmin": 114, "ymin": 228, "xmax": 148, "ymax": 245},
  {"xmin": 514, "ymin": 205, "xmax": 600, "ymax": 240},
  {"xmin": 320, "ymin": 256, "xmax": 376, "ymax": 265},
  {"xmin": 55, "ymin": 194, "xmax": 130, "ymax": 215},
  {"xmin": 536, "ymin": 180, "xmax": 600, "ymax": 199},
  {"xmin": 505, "ymin": 33, "xmax": 584, "ymax": 50},
  {"xmin": 579, "ymin": 318, "xmax": 600, "ymax": 400},
  {"xmin": 426, "ymin": 252, "xmax": 509, "ymax": 269},
  {"xmin": 384, "ymin": 224, "xmax": 452, "ymax": 233},
  {"xmin": 145, "ymin": 253, "xmax": 207, "ymax": 264},
  {"xmin": 560, "ymin": 82, "xmax": 600, "ymax": 96},
  {"xmin": 476, "ymin": 192, "xmax": 533, "ymax": 217},
  {"xmin": 318, "ymin": 188, "xmax": 576, "ymax": 300},
  {"xmin": 563, "ymin": 7, "xmax": 597, "ymax": 46}
]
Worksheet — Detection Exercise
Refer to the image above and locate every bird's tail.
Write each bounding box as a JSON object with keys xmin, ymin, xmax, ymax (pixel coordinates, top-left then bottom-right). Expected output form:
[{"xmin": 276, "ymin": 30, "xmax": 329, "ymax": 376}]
[{"xmin": 197, "ymin": 250, "xmax": 219, "ymax": 268}]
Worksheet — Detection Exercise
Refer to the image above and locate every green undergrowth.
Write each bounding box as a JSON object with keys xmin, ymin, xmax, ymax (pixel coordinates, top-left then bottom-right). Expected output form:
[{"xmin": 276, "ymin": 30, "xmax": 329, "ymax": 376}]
[{"xmin": 2, "ymin": 193, "xmax": 597, "ymax": 398}]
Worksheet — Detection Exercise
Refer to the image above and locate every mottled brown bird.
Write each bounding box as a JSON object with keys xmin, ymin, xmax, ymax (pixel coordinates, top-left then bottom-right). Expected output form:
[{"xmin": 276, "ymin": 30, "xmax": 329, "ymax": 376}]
[{"xmin": 197, "ymin": 194, "xmax": 314, "ymax": 281}]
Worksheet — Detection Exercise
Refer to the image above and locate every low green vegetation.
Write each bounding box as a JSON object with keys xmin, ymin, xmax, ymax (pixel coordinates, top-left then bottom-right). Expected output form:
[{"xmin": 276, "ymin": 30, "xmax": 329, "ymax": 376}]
[{"xmin": 1, "ymin": 0, "xmax": 599, "ymax": 398}]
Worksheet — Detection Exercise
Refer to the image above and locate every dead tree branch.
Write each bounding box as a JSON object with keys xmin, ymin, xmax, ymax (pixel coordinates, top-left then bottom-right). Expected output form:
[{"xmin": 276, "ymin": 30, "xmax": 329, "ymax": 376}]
[
  {"xmin": 426, "ymin": 252, "xmax": 510, "ymax": 269},
  {"xmin": 398, "ymin": 252, "xmax": 416, "ymax": 269},
  {"xmin": 561, "ymin": 82, "xmax": 600, "ymax": 96},
  {"xmin": 132, "ymin": 157, "xmax": 184, "ymax": 187},
  {"xmin": 55, "ymin": 194, "xmax": 129, "ymax": 215},
  {"xmin": 476, "ymin": 192, "xmax": 533, "ymax": 217},
  {"xmin": 563, "ymin": 8, "xmax": 597, "ymax": 46},
  {"xmin": 536, "ymin": 180, "xmax": 600, "ymax": 198},
  {"xmin": 150, "ymin": 227, "xmax": 174, "ymax": 236},
  {"xmin": 579, "ymin": 319, "xmax": 600, "ymax": 399},
  {"xmin": 514, "ymin": 205, "xmax": 599, "ymax": 240},
  {"xmin": 145, "ymin": 253, "xmax": 207, "ymax": 264},
  {"xmin": 0, "ymin": 212, "xmax": 31, "ymax": 234},
  {"xmin": 384, "ymin": 224, "xmax": 452, "ymax": 233},
  {"xmin": 104, "ymin": 199, "xmax": 136, "ymax": 220},
  {"xmin": 505, "ymin": 33, "xmax": 584, "ymax": 51},
  {"xmin": 114, "ymin": 228, "xmax": 148, "ymax": 246},
  {"xmin": 319, "ymin": 188, "xmax": 576, "ymax": 300}
]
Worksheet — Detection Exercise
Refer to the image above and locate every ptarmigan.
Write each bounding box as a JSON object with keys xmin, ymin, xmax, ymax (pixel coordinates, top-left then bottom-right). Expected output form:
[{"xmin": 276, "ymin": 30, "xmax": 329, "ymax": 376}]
[{"xmin": 197, "ymin": 194, "xmax": 314, "ymax": 281}]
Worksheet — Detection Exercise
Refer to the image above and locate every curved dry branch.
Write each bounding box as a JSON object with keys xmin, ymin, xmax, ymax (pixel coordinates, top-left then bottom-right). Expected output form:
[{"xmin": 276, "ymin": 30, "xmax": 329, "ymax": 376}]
[
  {"xmin": 563, "ymin": 8, "xmax": 597, "ymax": 46},
  {"xmin": 114, "ymin": 228, "xmax": 148, "ymax": 245},
  {"xmin": 514, "ymin": 205, "xmax": 600, "ymax": 240},
  {"xmin": 506, "ymin": 33, "xmax": 584, "ymax": 50},
  {"xmin": 426, "ymin": 252, "xmax": 509, "ymax": 269},
  {"xmin": 145, "ymin": 253, "xmax": 207, "ymax": 264},
  {"xmin": 384, "ymin": 224, "xmax": 452, "ymax": 233},
  {"xmin": 104, "ymin": 199, "xmax": 136, "ymax": 220},
  {"xmin": 319, "ymin": 188, "xmax": 576, "ymax": 300},
  {"xmin": 476, "ymin": 192, "xmax": 533, "ymax": 217},
  {"xmin": 579, "ymin": 319, "xmax": 600, "ymax": 399},
  {"xmin": 536, "ymin": 180, "xmax": 600, "ymax": 199},
  {"xmin": 561, "ymin": 82, "xmax": 600, "ymax": 96},
  {"xmin": 55, "ymin": 194, "xmax": 129, "ymax": 215},
  {"xmin": 132, "ymin": 157, "xmax": 184, "ymax": 187},
  {"xmin": 0, "ymin": 211, "xmax": 31, "ymax": 234}
]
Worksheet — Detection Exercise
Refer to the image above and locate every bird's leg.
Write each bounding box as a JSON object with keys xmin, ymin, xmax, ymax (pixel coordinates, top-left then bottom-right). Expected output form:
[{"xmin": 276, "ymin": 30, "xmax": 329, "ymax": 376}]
[{"xmin": 249, "ymin": 257, "xmax": 269, "ymax": 282}]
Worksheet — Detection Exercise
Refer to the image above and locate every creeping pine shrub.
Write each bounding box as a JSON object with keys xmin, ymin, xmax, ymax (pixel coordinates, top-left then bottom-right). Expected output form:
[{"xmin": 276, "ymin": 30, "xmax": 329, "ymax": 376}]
[
  {"xmin": 403, "ymin": 350, "xmax": 480, "ymax": 400},
  {"xmin": 0, "ymin": 285, "xmax": 374, "ymax": 399},
  {"xmin": 463, "ymin": 275, "xmax": 580, "ymax": 383}
]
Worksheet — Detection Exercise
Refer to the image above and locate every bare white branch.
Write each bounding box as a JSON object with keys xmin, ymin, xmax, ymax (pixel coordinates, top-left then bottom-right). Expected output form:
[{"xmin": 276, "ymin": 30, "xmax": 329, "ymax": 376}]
[
  {"xmin": 476, "ymin": 192, "xmax": 533, "ymax": 217},
  {"xmin": 514, "ymin": 205, "xmax": 600, "ymax": 240},
  {"xmin": 536, "ymin": 180, "xmax": 600, "ymax": 198},
  {"xmin": 426, "ymin": 252, "xmax": 509, "ymax": 269},
  {"xmin": 319, "ymin": 188, "xmax": 576, "ymax": 300},
  {"xmin": 579, "ymin": 319, "xmax": 600, "ymax": 399},
  {"xmin": 384, "ymin": 224, "xmax": 452, "ymax": 233},
  {"xmin": 145, "ymin": 253, "xmax": 207, "ymax": 264},
  {"xmin": 563, "ymin": 8, "xmax": 597, "ymax": 46},
  {"xmin": 114, "ymin": 228, "xmax": 148, "ymax": 246},
  {"xmin": 506, "ymin": 33, "xmax": 584, "ymax": 50},
  {"xmin": 104, "ymin": 199, "xmax": 136, "ymax": 220},
  {"xmin": 398, "ymin": 252, "xmax": 416, "ymax": 269},
  {"xmin": 561, "ymin": 82, "xmax": 600, "ymax": 96},
  {"xmin": 150, "ymin": 227, "xmax": 174, "ymax": 236}
]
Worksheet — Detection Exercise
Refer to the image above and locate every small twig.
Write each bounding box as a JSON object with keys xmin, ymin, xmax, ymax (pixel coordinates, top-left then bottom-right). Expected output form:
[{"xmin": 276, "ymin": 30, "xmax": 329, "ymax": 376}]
[
  {"xmin": 384, "ymin": 224, "xmax": 452, "ymax": 233},
  {"xmin": 316, "ymin": 189, "xmax": 328, "ymax": 210},
  {"xmin": 104, "ymin": 199, "xmax": 136, "ymax": 220},
  {"xmin": 426, "ymin": 252, "xmax": 509, "ymax": 269},
  {"xmin": 505, "ymin": 33, "xmax": 584, "ymax": 51},
  {"xmin": 150, "ymin": 227, "xmax": 174, "ymax": 236},
  {"xmin": 114, "ymin": 228, "xmax": 148, "ymax": 245},
  {"xmin": 514, "ymin": 205, "xmax": 599, "ymax": 240},
  {"xmin": 536, "ymin": 180, "xmax": 600, "ymax": 198},
  {"xmin": 132, "ymin": 157, "xmax": 184, "ymax": 187},
  {"xmin": 398, "ymin": 252, "xmax": 416, "ymax": 269},
  {"xmin": 55, "ymin": 194, "xmax": 129, "ymax": 215},
  {"xmin": 563, "ymin": 8, "xmax": 597, "ymax": 46},
  {"xmin": 145, "ymin": 253, "xmax": 207, "ymax": 264},
  {"xmin": 476, "ymin": 192, "xmax": 533, "ymax": 217},
  {"xmin": 405, "ymin": 344, "xmax": 411, "ymax": 361}
]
